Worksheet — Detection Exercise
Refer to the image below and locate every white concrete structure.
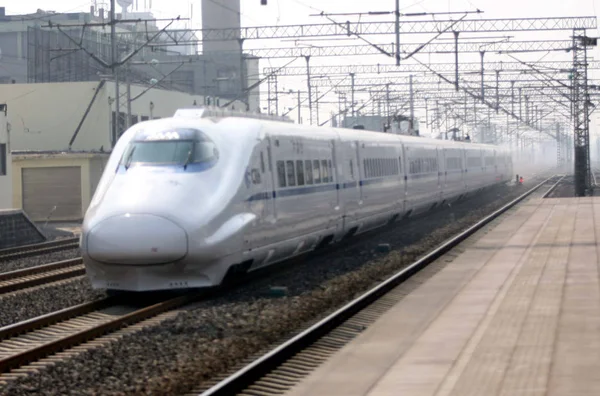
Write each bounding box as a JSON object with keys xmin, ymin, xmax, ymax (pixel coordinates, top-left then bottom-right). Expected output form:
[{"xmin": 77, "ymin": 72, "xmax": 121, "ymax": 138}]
[
  {"xmin": 0, "ymin": 81, "xmax": 245, "ymax": 152},
  {"xmin": 0, "ymin": 104, "xmax": 11, "ymax": 209}
]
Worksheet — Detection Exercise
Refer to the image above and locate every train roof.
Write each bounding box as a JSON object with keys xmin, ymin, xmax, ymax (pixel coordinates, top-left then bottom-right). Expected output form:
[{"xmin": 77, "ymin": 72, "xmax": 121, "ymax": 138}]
[{"xmin": 155, "ymin": 108, "xmax": 507, "ymax": 152}]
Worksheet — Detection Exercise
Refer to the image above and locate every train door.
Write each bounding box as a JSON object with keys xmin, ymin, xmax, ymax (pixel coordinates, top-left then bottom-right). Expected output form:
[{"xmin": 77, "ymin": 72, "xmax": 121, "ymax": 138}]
[
  {"xmin": 494, "ymin": 149, "xmax": 498, "ymax": 181},
  {"xmin": 401, "ymin": 144, "xmax": 408, "ymax": 209},
  {"xmin": 265, "ymin": 137, "xmax": 276, "ymax": 219},
  {"xmin": 331, "ymin": 139, "xmax": 341, "ymax": 210},
  {"xmin": 246, "ymin": 140, "xmax": 275, "ymax": 248},
  {"xmin": 335, "ymin": 139, "xmax": 360, "ymax": 235},
  {"xmin": 462, "ymin": 148, "xmax": 468, "ymax": 190},
  {"xmin": 355, "ymin": 140, "xmax": 365, "ymax": 205},
  {"xmin": 437, "ymin": 147, "xmax": 443, "ymax": 188}
]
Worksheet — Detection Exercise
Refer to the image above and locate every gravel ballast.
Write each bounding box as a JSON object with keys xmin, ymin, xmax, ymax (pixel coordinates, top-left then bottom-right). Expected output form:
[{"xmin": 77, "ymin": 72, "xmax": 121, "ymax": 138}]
[
  {"xmin": 0, "ymin": 277, "xmax": 105, "ymax": 328},
  {"xmin": 1, "ymin": 178, "xmax": 550, "ymax": 396},
  {"xmin": 0, "ymin": 248, "xmax": 81, "ymax": 275}
]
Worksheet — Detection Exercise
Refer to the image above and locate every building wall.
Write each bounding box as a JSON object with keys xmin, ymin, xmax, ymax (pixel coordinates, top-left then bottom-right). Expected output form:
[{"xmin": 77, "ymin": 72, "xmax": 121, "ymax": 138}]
[
  {"xmin": 11, "ymin": 153, "xmax": 109, "ymax": 221},
  {"xmin": 201, "ymin": 0, "xmax": 241, "ymax": 53},
  {"xmin": 0, "ymin": 81, "xmax": 245, "ymax": 152},
  {"xmin": 0, "ymin": 104, "xmax": 11, "ymax": 209},
  {"xmin": 246, "ymin": 57, "xmax": 260, "ymax": 112}
]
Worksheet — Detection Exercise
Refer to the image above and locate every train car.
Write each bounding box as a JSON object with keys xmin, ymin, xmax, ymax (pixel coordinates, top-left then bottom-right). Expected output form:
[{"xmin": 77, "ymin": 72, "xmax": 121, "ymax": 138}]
[{"xmin": 80, "ymin": 108, "xmax": 512, "ymax": 292}]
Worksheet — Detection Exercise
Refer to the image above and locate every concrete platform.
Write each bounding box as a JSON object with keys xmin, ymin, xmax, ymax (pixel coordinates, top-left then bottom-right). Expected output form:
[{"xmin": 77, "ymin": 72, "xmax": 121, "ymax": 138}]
[{"xmin": 285, "ymin": 197, "xmax": 600, "ymax": 396}]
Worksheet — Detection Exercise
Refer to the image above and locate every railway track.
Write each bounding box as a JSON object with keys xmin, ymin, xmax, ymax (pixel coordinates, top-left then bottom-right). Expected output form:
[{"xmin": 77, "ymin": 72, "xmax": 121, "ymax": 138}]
[
  {"xmin": 196, "ymin": 175, "xmax": 560, "ymax": 396},
  {"xmin": 0, "ymin": 238, "xmax": 79, "ymax": 262},
  {"xmin": 0, "ymin": 258, "xmax": 85, "ymax": 295},
  {"xmin": 0, "ymin": 291, "xmax": 205, "ymax": 380}
]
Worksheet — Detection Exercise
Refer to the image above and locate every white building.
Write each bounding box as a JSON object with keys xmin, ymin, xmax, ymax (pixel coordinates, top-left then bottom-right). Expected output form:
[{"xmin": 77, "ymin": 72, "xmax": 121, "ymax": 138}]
[
  {"xmin": 1, "ymin": 81, "xmax": 244, "ymax": 220},
  {"xmin": 1, "ymin": 81, "xmax": 245, "ymax": 152},
  {"xmin": 0, "ymin": 104, "xmax": 11, "ymax": 209}
]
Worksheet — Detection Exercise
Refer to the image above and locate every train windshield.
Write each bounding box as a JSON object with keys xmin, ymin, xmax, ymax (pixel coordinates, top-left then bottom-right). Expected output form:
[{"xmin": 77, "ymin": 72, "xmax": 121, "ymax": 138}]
[{"xmin": 120, "ymin": 128, "xmax": 218, "ymax": 168}]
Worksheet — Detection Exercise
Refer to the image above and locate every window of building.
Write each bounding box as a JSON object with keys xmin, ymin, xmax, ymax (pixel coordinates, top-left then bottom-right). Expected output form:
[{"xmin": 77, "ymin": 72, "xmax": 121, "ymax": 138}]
[
  {"xmin": 0, "ymin": 143, "xmax": 6, "ymax": 176},
  {"xmin": 277, "ymin": 160, "xmax": 286, "ymax": 187},
  {"xmin": 305, "ymin": 160, "xmax": 313, "ymax": 184},
  {"xmin": 286, "ymin": 160, "xmax": 296, "ymax": 186},
  {"xmin": 296, "ymin": 160, "xmax": 305, "ymax": 186}
]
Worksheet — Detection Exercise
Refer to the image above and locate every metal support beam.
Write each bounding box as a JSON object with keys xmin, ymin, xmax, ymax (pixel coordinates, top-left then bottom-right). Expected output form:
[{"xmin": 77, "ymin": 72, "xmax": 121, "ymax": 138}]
[
  {"xmin": 572, "ymin": 29, "xmax": 595, "ymax": 195},
  {"xmin": 410, "ymin": 75, "xmax": 415, "ymax": 134},
  {"xmin": 305, "ymin": 56, "xmax": 313, "ymax": 124},
  {"xmin": 110, "ymin": 0, "xmax": 119, "ymax": 147},
  {"xmin": 454, "ymin": 31, "xmax": 460, "ymax": 92},
  {"xmin": 395, "ymin": 0, "xmax": 400, "ymax": 66},
  {"xmin": 351, "ymin": 72, "xmax": 356, "ymax": 117},
  {"xmin": 126, "ymin": 17, "xmax": 597, "ymax": 43},
  {"xmin": 480, "ymin": 50, "xmax": 485, "ymax": 103}
]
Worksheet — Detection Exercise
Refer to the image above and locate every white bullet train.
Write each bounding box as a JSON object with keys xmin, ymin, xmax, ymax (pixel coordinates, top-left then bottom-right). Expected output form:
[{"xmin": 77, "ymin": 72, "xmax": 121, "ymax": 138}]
[{"xmin": 81, "ymin": 107, "xmax": 512, "ymax": 292}]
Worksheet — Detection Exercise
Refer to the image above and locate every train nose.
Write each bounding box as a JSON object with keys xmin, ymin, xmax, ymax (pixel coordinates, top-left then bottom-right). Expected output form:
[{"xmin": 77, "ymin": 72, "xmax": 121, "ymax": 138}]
[{"xmin": 86, "ymin": 214, "xmax": 188, "ymax": 265}]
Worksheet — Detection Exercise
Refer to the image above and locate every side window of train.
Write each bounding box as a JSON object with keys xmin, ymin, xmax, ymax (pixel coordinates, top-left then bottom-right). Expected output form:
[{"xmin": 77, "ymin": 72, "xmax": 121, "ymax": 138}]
[
  {"xmin": 321, "ymin": 160, "xmax": 328, "ymax": 182},
  {"xmin": 313, "ymin": 160, "xmax": 321, "ymax": 184},
  {"xmin": 286, "ymin": 160, "xmax": 296, "ymax": 187},
  {"xmin": 251, "ymin": 168, "xmax": 261, "ymax": 184},
  {"xmin": 328, "ymin": 160, "xmax": 333, "ymax": 182},
  {"xmin": 349, "ymin": 159, "xmax": 354, "ymax": 179},
  {"xmin": 305, "ymin": 160, "xmax": 314, "ymax": 184},
  {"xmin": 398, "ymin": 157, "xmax": 402, "ymax": 173},
  {"xmin": 277, "ymin": 161, "xmax": 286, "ymax": 188},
  {"xmin": 321, "ymin": 160, "xmax": 329, "ymax": 182},
  {"xmin": 296, "ymin": 160, "xmax": 305, "ymax": 186},
  {"xmin": 260, "ymin": 152, "xmax": 265, "ymax": 173}
]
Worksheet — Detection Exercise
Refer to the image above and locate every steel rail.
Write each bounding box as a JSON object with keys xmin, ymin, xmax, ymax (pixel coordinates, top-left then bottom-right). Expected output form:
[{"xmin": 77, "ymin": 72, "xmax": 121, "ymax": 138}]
[
  {"xmin": 0, "ymin": 238, "xmax": 79, "ymax": 262},
  {"xmin": 542, "ymin": 175, "xmax": 567, "ymax": 198},
  {"xmin": 0, "ymin": 292, "xmax": 203, "ymax": 373},
  {"xmin": 0, "ymin": 258, "xmax": 85, "ymax": 294}
]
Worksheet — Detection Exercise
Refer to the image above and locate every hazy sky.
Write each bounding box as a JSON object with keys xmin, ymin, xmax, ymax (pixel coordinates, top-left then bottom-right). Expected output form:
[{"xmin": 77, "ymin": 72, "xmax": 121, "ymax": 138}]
[
  {"xmin": 7, "ymin": 0, "xmax": 600, "ymax": 133},
  {"xmin": 6, "ymin": 0, "xmax": 599, "ymax": 25}
]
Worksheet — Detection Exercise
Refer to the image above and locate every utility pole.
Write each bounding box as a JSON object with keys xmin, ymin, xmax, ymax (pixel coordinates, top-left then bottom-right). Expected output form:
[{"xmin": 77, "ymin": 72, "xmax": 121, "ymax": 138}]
[
  {"xmin": 395, "ymin": 0, "xmax": 400, "ymax": 66},
  {"xmin": 454, "ymin": 31, "xmax": 460, "ymax": 91},
  {"xmin": 305, "ymin": 56, "xmax": 313, "ymax": 124},
  {"xmin": 350, "ymin": 72, "xmax": 356, "ymax": 117},
  {"xmin": 238, "ymin": 38, "xmax": 248, "ymax": 110},
  {"xmin": 495, "ymin": 70, "xmax": 500, "ymax": 113},
  {"xmin": 386, "ymin": 83, "xmax": 391, "ymax": 122},
  {"xmin": 110, "ymin": 0, "xmax": 119, "ymax": 146},
  {"xmin": 409, "ymin": 74, "xmax": 415, "ymax": 134},
  {"xmin": 297, "ymin": 90, "xmax": 301, "ymax": 124},
  {"xmin": 125, "ymin": 65, "xmax": 132, "ymax": 130},
  {"xmin": 480, "ymin": 50, "xmax": 485, "ymax": 103}
]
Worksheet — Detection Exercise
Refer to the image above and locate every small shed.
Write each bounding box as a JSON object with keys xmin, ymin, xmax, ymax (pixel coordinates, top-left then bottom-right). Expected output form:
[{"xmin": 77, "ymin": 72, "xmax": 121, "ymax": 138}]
[{"xmin": 12, "ymin": 151, "xmax": 109, "ymax": 221}]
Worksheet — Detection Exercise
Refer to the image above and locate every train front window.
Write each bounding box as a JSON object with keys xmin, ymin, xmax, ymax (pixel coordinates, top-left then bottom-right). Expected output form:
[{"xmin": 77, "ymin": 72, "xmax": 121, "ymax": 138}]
[{"xmin": 121, "ymin": 129, "xmax": 218, "ymax": 168}]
